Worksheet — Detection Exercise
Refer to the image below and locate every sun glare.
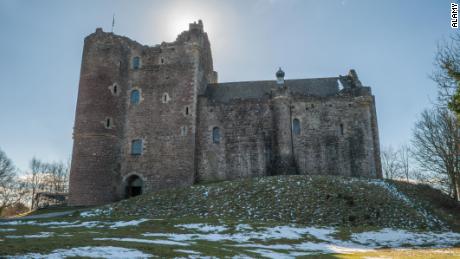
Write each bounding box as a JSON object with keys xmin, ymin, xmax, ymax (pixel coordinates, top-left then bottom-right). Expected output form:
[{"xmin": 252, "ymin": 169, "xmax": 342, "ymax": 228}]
[{"xmin": 156, "ymin": 2, "xmax": 220, "ymax": 42}]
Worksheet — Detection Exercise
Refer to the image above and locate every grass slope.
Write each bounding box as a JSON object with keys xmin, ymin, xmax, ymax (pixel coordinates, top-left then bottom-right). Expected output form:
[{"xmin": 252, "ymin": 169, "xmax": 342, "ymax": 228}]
[{"xmin": 108, "ymin": 175, "xmax": 457, "ymax": 230}]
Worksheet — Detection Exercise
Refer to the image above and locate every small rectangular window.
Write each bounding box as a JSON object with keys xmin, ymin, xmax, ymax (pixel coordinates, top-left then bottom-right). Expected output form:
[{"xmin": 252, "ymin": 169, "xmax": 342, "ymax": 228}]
[
  {"xmin": 212, "ymin": 127, "xmax": 220, "ymax": 144},
  {"xmin": 132, "ymin": 57, "xmax": 140, "ymax": 69},
  {"xmin": 131, "ymin": 139, "xmax": 143, "ymax": 155},
  {"xmin": 130, "ymin": 90, "xmax": 140, "ymax": 104}
]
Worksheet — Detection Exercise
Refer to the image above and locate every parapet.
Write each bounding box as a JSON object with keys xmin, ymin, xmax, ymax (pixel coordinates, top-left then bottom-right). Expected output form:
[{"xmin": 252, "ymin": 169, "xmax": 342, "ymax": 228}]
[{"xmin": 189, "ymin": 20, "xmax": 204, "ymax": 32}]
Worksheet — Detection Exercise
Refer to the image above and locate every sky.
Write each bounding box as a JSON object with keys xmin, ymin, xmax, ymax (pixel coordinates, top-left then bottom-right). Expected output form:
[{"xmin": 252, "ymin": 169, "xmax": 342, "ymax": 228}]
[{"xmin": 0, "ymin": 0, "xmax": 455, "ymax": 172}]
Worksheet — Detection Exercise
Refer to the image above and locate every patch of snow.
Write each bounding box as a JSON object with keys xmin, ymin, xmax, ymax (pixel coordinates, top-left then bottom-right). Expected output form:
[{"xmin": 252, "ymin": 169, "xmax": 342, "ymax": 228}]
[
  {"xmin": 352, "ymin": 228, "xmax": 460, "ymax": 247},
  {"xmin": 6, "ymin": 232, "xmax": 54, "ymax": 239},
  {"xmin": 176, "ymin": 223, "xmax": 228, "ymax": 233},
  {"xmin": 7, "ymin": 246, "xmax": 152, "ymax": 258},
  {"xmin": 237, "ymin": 242, "xmax": 371, "ymax": 255},
  {"xmin": 94, "ymin": 237, "xmax": 189, "ymax": 246},
  {"xmin": 144, "ymin": 225, "xmax": 335, "ymax": 243},
  {"xmin": 251, "ymin": 249, "xmax": 293, "ymax": 259},
  {"xmin": 235, "ymin": 224, "xmax": 252, "ymax": 231},
  {"xmin": 0, "ymin": 220, "xmax": 37, "ymax": 226},
  {"xmin": 51, "ymin": 221, "xmax": 100, "ymax": 228},
  {"xmin": 175, "ymin": 249, "xmax": 201, "ymax": 255},
  {"xmin": 79, "ymin": 208, "xmax": 113, "ymax": 218},
  {"xmin": 109, "ymin": 219, "xmax": 149, "ymax": 229},
  {"xmin": 369, "ymin": 180, "xmax": 445, "ymax": 228}
]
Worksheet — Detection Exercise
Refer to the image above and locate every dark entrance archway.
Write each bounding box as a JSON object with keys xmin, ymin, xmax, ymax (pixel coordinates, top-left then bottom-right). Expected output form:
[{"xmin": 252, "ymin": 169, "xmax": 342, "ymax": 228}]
[{"xmin": 125, "ymin": 175, "xmax": 143, "ymax": 198}]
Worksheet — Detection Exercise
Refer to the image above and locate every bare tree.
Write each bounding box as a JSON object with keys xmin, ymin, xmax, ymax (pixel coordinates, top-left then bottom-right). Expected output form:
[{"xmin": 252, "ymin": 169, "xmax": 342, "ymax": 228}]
[
  {"xmin": 44, "ymin": 161, "xmax": 68, "ymax": 193},
  {"xmin": 411, "ymin": 108, "xmax": 460, "ymax": 200},
  {"xmin": 0, "ymin": 148, "xmax": 27, "ymax": 215},
  {"xmin": 381, "ymin": 146, "xmax": 401, "ymax": 180},
  {"xmin": 398, "ymin": 144, "xmax": 411, "ymax": 182},
  {"xmin": 0, "ymin": 148, "xmax": 15, "ymax": 186},
  {"xmin": 432, "ymin": 33, "xmax": 460, "ymax": 112},
  {"xmin": 27, "ymin": 157, "xmax": 46, "ymax": 209}
]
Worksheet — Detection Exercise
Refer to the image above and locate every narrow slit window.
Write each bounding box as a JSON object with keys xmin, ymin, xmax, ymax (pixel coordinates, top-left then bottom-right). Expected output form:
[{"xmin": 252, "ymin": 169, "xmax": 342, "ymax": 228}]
[
  {"xmin": 160, "ymin": 57, "xmax": 164, "ymax": 64},
  {"xmin": 212, "ymin": 127, "xmax": 220, "ymax": 144},
  {"xmin": 113, "ymin": 85, "xmax": 117, "ymax": 94},
  {"xmin": 340, "ymin": 123, "xmax": 344, "ymax": 136},
  {"xmin": 105, "ymin": 118, "xmax": 112, "ymax": 129},
  {"xmin": 131, "ymin": 139, "xmax": 143, "ymax": 155},
  {"xmin": 132, "ymin": 57, "xmax": 140, "ymax": 69},
  {"xmin": 185, "ymin": 107, "xmax": 189, "ymax": 115},
  {"xmin": 293, "ymin": 119, "xmax": 301, "ymax": 135},
  {"xmin": 162, "ymin": 93, "xmax": 170, "ymax": 103},
  {"xmin": 130, "ymin": 90, "xmax": 140, "ymax": 105}
]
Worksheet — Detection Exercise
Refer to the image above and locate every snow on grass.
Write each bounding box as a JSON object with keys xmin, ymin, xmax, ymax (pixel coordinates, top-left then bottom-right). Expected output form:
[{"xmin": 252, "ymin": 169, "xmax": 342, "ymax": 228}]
[
  {"xmin": 5, "ymin": 232, "xmax": 54, "ymax": 239},
  {"xmin": 109, "ymin": 219, "xmax": 150, "ymax": 229},
  {"xmin": 142, "ymin": 223, "xmax": 460, "ymax": 256},
  {"xmin": 79, "ymin": 208, "xmax": 113, "ymax": 218},
  {"xmin": 50, "ymin": 221, "xmax": 101, "ymax": 228},
  {"xmin": 94, "ymin": 237, "xmax": 189, "ymax": 246},
  {"xmin": 0, "ymin": 219, "xmax": 149, "ymax": 229},
  {"xmin": 235, "ymin": 224, "xmax": 251, "ymax": 231},
  {"xmin": 175, "ymin": 249, "xmax": 201, "ymax": 255},
  {"xmin": 352, "ymin": 228, "xmax": 460, "ymax": 247},
  {"xmin": 236, "ymin": 241, "xmax": 372, "ymax": 255},
  {"xmin": 369, "ymin": 179, "xmax": 445, "ymax": 228},
  {"xmin": 7, "ymin": 246, "xmax": 152, "ymax": 259},
  {"xmin": 144, "ymin": 225, "xmax": 336, "ymax": 243},
  {"xmin": 0, "ymin": 221, "xmax": 37, "ymax": 226},
  {"xmin": 176, "ymin": 223, "xmax": 228, "ymax": 233}
]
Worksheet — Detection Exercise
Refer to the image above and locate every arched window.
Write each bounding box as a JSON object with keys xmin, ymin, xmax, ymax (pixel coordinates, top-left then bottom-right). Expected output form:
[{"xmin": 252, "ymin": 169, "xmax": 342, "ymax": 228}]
[
  {"xmin": 293, "ymin": 119, "xmax": 301, "ymax": 135},
  {"xmin": 131, "ymin": 139, "xmax": 143, "ymax": 155},
  {"xmin": 113, "ymin": 85, "xmax": 118, "ymax": 95},
  {"xmin": 130, "ymin": 90, "xmax": 140, "ymax": 105},
  {"xmin": 212, "ymin": 127, "xmax": 220, "ymax": 144},
  {"xmin": 132, "ymin": 57, "xmax": 140, "ymax": 69}
]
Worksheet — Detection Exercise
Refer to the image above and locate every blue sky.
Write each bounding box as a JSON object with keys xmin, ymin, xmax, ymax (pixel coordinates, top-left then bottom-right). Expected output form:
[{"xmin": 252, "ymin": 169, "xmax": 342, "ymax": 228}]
[{"xmin": 0, "ymin": 0, "xmax": 454, "ymax": 171}]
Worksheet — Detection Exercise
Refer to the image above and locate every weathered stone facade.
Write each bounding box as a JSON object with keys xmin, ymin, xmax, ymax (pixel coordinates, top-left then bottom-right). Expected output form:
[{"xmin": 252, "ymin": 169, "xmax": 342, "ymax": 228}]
[{"xmin": 69, "ymin": 21, "xmax": 382, "ymax": 206}]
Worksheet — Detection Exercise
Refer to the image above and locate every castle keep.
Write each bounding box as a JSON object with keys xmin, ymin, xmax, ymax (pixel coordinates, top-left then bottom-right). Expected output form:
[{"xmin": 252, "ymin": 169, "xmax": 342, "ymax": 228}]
[{"xmin": 69, "ymin": 21, "xmax": 382, "ymax": 206}]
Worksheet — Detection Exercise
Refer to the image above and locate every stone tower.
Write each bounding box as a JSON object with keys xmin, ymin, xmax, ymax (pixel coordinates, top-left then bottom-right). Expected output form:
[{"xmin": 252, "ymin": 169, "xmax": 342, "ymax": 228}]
[
  {"xmin": 271, "ymin": 68, "xmax": 297, "ymax": 174},
  {"xmin": 69, "ymin": 21, "xmax": 216, "ymax": 206}
]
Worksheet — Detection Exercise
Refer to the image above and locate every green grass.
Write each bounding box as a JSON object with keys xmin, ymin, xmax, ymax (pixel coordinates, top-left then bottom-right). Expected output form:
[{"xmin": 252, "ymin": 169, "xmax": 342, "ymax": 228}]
[
  {"xmin": 107, "ymin": 175, "xmax": 455, "ymax": 230},
  {"xmin": 2, "ymin": 215, "xmax": 458, "ymax": 258},
  {"xmin": 1, "ymin": 175, "xmax": 460, "ymax": 258}
]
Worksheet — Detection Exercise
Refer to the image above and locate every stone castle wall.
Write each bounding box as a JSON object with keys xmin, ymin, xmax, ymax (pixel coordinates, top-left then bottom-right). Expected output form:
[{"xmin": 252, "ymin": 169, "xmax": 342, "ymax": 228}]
[
  {"xmin": 69, "ymin": 21, "xmax": 382, "ymax": 206},
  {"xmin": 196, "ymin": 88, "xmax": 381, "ymax": 181}
]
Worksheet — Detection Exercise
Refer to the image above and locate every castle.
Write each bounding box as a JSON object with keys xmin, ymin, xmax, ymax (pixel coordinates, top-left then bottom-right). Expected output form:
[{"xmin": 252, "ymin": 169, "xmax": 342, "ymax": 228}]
[{"xmin": 69, "ymin": 21, "xmax": 382, "ymax": 206}]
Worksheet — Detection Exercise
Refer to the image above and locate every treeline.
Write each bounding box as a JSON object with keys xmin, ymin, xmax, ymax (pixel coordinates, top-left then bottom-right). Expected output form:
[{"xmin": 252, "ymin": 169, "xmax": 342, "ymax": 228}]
[
  {"xmin": 0, "ymin": 149, "xmax": 69, "ymax": 217},
  {"xmin": 381, "ymin": 34, "xmax": 460, "ymax": 201}
]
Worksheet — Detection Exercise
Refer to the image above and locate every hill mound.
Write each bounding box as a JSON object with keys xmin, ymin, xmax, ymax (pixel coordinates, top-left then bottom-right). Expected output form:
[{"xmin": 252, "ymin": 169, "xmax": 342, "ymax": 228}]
[{"xmin": 108, "ymin": 175, "xmax": 459, "ymax": 231}]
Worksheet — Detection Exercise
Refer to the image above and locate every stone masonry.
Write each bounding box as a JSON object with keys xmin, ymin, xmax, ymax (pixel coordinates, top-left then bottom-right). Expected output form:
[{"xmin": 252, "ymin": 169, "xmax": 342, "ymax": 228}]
[{"xmin": 68, "ymin": 21, "xmax": 382, "ymax": 206}]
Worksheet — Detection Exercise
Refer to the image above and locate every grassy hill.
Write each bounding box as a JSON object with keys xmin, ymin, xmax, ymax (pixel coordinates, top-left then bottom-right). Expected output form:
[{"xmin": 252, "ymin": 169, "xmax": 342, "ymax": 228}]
[
  {"xmin": 2, "ymin": 175, "xmax": 460, "ymax": 258},
  {"xmin": 108, "ymin": 175, "xmax": 459, "ymax": 231}
]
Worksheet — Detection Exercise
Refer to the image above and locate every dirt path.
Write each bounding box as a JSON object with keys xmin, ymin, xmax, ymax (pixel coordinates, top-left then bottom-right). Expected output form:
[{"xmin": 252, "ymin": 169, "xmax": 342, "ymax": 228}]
[{"xmin": 0, "ymin": 210, "xmax": 77, "ymax": 221}]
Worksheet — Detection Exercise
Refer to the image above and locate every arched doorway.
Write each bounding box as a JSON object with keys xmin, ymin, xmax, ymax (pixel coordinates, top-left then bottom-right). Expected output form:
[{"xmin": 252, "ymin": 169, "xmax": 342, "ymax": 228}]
[{"xmin": 125, "ymin": 175, "xmax": 143, "ymax": 198}]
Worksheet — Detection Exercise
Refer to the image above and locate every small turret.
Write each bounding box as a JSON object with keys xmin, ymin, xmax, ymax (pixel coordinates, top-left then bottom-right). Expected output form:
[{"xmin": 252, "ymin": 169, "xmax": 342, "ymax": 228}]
[
  {"xmin": 348, "ymin": 69, "xmax": 362, "ymax": 87},
  {"xmin": 276, "ymin": 67, "xmax": 285, "ymax": 85},
  {"xmin": 189, "ymin": 20, "xmax": 204, "ymax": 32}
]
